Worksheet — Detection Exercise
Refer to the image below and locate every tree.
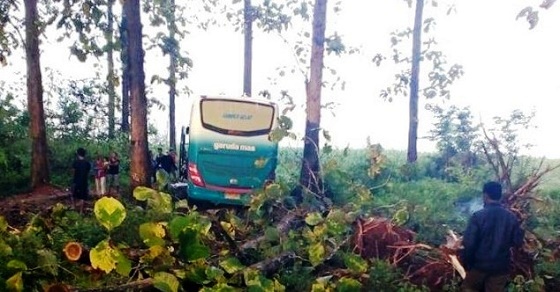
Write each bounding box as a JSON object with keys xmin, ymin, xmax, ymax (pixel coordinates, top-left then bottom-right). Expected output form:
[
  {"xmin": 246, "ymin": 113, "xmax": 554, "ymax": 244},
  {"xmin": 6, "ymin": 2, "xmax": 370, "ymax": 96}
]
[
  {"xmin": 106, "ymin": 0, "xmax": 117, "ymax": 138},
  {"xmin": 125, "ymin": 0, "xmax": 150, "ymax": 188},
  {"xmin": 299, "ymin": 0, "xmax": 327, "ymax": 198},
  {"xmin": 142, "ymin": 0, "xmax": 193, "ymax": 150},
  {"xmin": 243, "ymin": 0, "xmax": 253, "ymax": 96},
  {"xmin": 374, "ymin": 0, "xmax": 463, "ymax": 164},
  {"xmin": 24, "ymin": 0, "xmax": 50, "ymax": 188},
  {"xmin": 120, "ymin": 10, "xmax": 130, "ymax": 134},
  {"xmin": 407, "ymin": 0, "xmax": 424, "ymax": 163}
]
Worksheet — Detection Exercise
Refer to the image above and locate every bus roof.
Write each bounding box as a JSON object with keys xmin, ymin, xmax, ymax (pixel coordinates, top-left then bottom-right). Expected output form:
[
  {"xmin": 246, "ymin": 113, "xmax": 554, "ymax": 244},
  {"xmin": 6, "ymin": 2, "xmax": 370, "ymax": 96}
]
[{"xmin": 198, "ymin": 95, "xmax": 277, "ymax": 106}]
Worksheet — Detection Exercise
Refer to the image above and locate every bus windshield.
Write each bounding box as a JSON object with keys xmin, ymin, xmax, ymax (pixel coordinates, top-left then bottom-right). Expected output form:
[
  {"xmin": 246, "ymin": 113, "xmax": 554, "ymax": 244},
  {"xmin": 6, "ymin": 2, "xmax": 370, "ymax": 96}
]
[{"xmin": 200, "ymin": 99, "xmax": 275, "ymax": 136}]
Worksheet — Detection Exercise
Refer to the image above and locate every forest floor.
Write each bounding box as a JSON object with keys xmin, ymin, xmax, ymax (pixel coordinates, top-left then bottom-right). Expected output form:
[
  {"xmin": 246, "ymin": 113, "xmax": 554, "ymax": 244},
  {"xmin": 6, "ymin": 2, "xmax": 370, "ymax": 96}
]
[{"xmin": 0, "ymin": 184, "xmax": 88, "ymax": 227}]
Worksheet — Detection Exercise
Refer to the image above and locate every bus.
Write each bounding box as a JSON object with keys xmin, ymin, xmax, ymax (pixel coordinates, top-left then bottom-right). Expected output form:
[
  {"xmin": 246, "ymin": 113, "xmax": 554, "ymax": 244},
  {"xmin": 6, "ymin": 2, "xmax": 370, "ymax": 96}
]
[{"xmin": 182, "ymin": 95, "xmax": 279, "ymax": 205}]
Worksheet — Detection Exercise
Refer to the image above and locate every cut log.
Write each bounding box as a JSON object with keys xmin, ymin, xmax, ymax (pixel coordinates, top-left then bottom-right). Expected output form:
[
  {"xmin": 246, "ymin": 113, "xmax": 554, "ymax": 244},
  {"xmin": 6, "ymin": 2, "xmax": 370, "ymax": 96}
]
[{"xmin": 63, "ymin": 242, "xmax": 88, "ymax": 263}]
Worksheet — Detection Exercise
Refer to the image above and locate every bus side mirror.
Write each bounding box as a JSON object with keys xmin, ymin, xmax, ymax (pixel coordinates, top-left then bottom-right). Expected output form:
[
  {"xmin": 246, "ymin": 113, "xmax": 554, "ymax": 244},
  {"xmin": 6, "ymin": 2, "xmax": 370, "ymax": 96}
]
[{"xmin": 185, "ymin": 126, "xmax": 189, "ymax": 135}]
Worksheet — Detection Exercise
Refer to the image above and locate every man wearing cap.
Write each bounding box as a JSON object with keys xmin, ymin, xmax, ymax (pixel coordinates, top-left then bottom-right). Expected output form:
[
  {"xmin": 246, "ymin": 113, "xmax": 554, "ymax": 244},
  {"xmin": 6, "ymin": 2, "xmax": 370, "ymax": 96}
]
[{"xmin": 460, "ymin": 181, "xmax": 524, "ymax": 291}]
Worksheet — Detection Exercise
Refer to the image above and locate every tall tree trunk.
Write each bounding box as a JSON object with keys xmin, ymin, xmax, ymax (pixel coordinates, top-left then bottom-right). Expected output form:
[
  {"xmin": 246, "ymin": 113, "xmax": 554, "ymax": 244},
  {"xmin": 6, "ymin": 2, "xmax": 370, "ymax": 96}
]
[
  {"xmin": 120, "ymin": 11, "xmax": 130, "ymax": 133},
  {"xmin": 125, "ymin": 0, "xmax": 149, "ymax": 188},
  {"xmin": 299, "ymin": 0, "xmax": 327, "ymax": 196},
  {"xmin": 243, "ymin": 0, "xmax": 253, "ymax": 97},
  {"xmin": 407, "ymin": 0, "xmax": 424, "ymax": 163},
  {"xmin": 106, "ymin": 0, "xmax": 116, "ymax": 138},
  {"xmin": 168, "ymin": 0, "xmax": 177, "ymax": 149},
  {"xmin": 24, "ymin": 0, "xmax": 49, "ymax": 188}
]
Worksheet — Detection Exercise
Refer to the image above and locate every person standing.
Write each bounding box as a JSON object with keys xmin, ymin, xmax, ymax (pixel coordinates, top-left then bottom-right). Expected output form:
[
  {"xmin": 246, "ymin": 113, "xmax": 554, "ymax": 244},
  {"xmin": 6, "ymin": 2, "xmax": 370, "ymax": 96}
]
[
  {"xmin": 72, "ymin": 147, "xmax": 91, "ymax": 213},
  {"xmin": 107, "ymin": 152, "xmax": 120, "ymax": 196},
  {"xmin": 460, "ymin": 181, "xmax": 524, "ymax": 292},
  {"xmin": 94, "ymin": 154, "xmax": 108, "ymax": 197}
]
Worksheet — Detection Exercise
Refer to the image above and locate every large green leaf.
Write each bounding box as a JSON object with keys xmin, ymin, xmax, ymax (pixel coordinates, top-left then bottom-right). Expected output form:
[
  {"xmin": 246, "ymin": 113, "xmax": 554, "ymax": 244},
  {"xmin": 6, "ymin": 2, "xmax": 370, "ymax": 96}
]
[
  {"xmin": 139, "ymin": 222, "xmax": 167, "ymax": 247},
  {"xmin": 305, "ymin": 212, "xmax": 324, "ymax": 226},
  {"xmin": 133, "ymin": 186, "xmax": 173, "ymax": 213},
  {"xmin": 114, "ymin": 248, "xmax": 132, "ymax": 277},
  {"xmin": 169, "ymin": 216, "xmax": 190, "ymax": 241},
  {"xmin": 6, "ymin": 260, "xmax": 27, "ymax": 271},
  {"xmin": 6, "ymin": 272, "xmax": 23, "ymax": 292},
  {"xmin": 90, "ymin": 239, "xmax": 117, "ymax": 273},
  {"xmin": 93, "ymin": 197, "xmax": 126, "ymax": 231},
  {"xmin": 308, "ymin": 242, "xmax": 325, "ymax": 267},
  {"xmin": 37, "ymin": 249, "xmax": 58, "ymax": 276},
  {"xmin": 219, "ymin": 257, "xmax": 245, "ymax": 274},
  {"xmin": 133, "ymin": 186, "xmax": 158, "ymax": 201},
  {"xmin": 153, "ymin": 272, "xmax": 179, "ymax": 292},
  {"xmin": 178, "ymin": 229, "xmax": 210, "ymax": 261}
]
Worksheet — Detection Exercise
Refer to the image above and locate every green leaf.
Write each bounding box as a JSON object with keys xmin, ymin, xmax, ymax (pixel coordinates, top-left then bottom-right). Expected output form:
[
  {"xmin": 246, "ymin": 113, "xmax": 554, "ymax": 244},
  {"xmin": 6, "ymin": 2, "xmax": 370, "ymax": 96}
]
[
  {"xmin": 0, "ymin": 239, "xmax": 13, "ymax": 256},
  {"xmin": 0, "ymin": 216, "xmax": 7, "ymax": 232},
  {"xmin": 169, "ymin": 216, "xmax": 190, "ymax": 241},
  {"xmin": 139, "ymin": 222, "xmax": 167, "ymax": 247},
  {"xmin": 343, "ymin": 253, "xmax": 368, "ymax": 274},
  {"xmin": 219, "ymin": 257, "xmax": 245, "ymax": 274},
  {"xmin": 309, "ymin": 242, "xmax": 325, "ymax": 267},
  {"xmin": 7, "ymin": 260, "xmax": 27, "ymax": 271},
  {"xmin": 6, "ymin": 272, "xmax": 24, "ymax": 292},
  {"xmin": 133, "ymin": 186, "xmax": 158, "ymax": 201},
  {"xmin": 264, "ymin": 227, "xmax": 280, "ymax": 242},
  {"xmin": 305, "ymin": 212, "xmax": 324, "ymax": 226},
  {"xmin": 93, "ymin": 197, "xmax": 126, "ymax": 231},
  {"xmin": 153, "ymin": 272, "xmax": 180, "ymax": 292},
  {"xmin": 90, "ymin": 239, "xmax": 117, "ymax": 273},
  {"xmin": 37, "ymin": 249, "xmax": 58, "ymax": 276},
  {"xmin": 179, "ymin": 229, "xmax": 210, "ymax": 261},
  {"xmin": 205, "ymin": 266, "xmax": 225, "ymax": 281},
  {"xmin": 114, "ymin": 248, "xmax": 132, "ymax": 277},
  {"xmin": 336, "ymin": 277, "xmax": 361, "ymax": 292}
]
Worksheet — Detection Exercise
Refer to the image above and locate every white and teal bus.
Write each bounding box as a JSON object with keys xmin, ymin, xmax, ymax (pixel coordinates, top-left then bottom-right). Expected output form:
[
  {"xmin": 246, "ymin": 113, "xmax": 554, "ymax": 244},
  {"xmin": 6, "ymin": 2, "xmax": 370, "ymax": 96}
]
[{"xmin": 183, "ymin": 95, "xmax": 279, "ymax": 205}]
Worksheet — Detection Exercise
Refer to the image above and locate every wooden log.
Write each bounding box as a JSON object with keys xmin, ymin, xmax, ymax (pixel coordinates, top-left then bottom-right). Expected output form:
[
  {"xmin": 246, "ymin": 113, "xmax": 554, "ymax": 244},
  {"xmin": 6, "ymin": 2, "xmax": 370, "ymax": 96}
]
[{"xmin": 63, "ymin": 242, "xmax": 89, "ymax": 264}]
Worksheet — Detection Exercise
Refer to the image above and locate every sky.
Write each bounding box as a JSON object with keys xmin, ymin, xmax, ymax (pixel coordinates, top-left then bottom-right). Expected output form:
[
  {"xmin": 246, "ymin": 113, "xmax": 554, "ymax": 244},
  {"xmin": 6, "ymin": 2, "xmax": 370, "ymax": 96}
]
[{"xmin": 1, "ymin": 0, "xmax": 559, "ymax": 158}]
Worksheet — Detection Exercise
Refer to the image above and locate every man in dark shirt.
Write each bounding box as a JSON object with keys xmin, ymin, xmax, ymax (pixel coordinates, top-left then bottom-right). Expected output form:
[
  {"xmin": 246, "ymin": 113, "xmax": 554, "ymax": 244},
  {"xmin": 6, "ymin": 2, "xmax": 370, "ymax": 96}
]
[
  {"xmin": 460, "ymin": 181, "xmax": 524, "ymax": 291},
  {"xmin": 72, "ymin": 147, "xmax": 91, "ymax": 213}
]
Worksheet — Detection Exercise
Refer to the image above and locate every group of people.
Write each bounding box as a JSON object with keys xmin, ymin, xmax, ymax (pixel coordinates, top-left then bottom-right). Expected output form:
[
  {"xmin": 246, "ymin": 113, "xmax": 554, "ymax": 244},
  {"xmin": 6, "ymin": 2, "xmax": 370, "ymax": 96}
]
[
  {"xmin": 149, "ymin": 147, "xmax": 180, "ymax": 183},
  {"xmin": 71, "ymin": 147, "xmax": 120, "ymax": 213}
]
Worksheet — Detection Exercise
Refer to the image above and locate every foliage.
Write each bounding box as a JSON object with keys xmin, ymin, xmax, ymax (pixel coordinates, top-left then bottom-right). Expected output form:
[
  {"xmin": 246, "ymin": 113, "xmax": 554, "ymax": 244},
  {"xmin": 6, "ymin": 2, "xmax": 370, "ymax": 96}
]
[{"xmin": 0, "ymin": 89, "xmax": 30, "ymax": 195}]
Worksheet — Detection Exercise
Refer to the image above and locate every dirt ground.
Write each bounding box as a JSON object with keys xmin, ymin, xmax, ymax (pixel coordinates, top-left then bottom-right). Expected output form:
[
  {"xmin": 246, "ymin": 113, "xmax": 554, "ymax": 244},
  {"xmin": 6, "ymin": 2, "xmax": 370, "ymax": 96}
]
[{"xmin": 0, "ymin": 184, "xmax": 75, "ymax": 227}]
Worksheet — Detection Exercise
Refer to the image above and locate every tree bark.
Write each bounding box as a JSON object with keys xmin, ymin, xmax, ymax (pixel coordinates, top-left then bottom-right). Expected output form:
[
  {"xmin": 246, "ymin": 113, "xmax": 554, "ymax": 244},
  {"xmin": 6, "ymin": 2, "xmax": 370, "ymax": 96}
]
[
  {"xmin": 167, "ymin": 0, "xmax": 177, "ymax": 149},
  {"xmin": 407, "ymin": 0, "xmax": 424, "ymax": 163},
  {"xmin": 24, "ymin": 0, "xmax": 50, "ymax": 188},
  {"xmin": 243, "ymin": 0, "xmax": 253, "ymax": 97},
  {"xmin": 120, "ymin": 11, "xmax": 130, "ymax": 134},
  {"xmin": 106, "ymin": 0, "xmax": 116, "ymax": 138},
  {"xmin": 299, "ymin": 0, "xmax": 327, "ymax": 196},
  {"xmin": 125, "ymin": 0, "xmax": 150, "ymax": 188}
]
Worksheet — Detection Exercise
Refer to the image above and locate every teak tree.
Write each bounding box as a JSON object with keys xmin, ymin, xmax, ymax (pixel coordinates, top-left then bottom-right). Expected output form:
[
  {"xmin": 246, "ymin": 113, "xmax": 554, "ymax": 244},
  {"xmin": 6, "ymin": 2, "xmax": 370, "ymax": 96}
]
[
  {"xmin": 125, "ymin": 0, "xmax": 150, "ymax": 188},
  {"xmin": 374, "ymin": 0, "xmax": 463, "ymax": 163},
  {"xmin": 24, "ymin": 0, "xmax": 50, "ymax": 188},
  {"xmin": 299, "ymin": 0, "xmax": 327, "ymax": 197}
]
